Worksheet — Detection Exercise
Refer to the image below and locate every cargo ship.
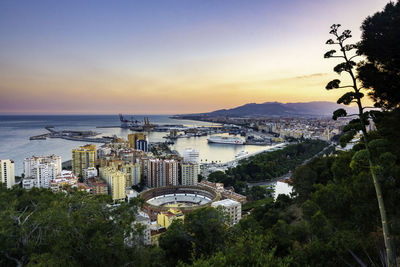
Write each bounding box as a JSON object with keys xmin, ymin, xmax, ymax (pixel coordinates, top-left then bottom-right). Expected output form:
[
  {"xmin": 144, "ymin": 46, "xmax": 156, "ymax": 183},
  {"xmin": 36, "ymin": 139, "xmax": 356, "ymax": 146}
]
[{"xmin": 207, "ymin": 135, "xmax": 244, "ymax": 145}]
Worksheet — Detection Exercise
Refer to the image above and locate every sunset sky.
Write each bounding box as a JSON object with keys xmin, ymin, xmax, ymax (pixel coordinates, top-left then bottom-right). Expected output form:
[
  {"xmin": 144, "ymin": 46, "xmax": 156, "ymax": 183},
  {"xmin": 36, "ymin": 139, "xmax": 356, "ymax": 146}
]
[{"xmin": 0, "ymin": 0, "xmax": 390, "ymax": 114}]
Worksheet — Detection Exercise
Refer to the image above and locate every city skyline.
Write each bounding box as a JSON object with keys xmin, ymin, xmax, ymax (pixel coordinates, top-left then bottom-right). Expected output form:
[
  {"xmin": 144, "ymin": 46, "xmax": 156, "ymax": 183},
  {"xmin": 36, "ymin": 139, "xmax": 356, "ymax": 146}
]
[{"xmin": 0, "ymin": 0, "xmax": 389, "ymax": 114}]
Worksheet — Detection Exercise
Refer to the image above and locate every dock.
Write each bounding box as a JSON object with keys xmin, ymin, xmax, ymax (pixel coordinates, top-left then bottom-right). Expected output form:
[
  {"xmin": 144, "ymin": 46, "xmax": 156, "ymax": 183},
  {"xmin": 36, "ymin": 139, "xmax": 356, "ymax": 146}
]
[{"xmin": 29, "ymin": 127, "xmax": 112, "ymax": 143}]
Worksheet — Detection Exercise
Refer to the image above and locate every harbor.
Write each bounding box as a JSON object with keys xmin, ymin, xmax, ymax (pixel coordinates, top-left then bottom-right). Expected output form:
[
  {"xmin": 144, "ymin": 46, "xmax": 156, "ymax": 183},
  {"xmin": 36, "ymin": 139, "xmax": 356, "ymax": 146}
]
[
  {"xmin": 29, "ymin": 126, "xmax": 114, "ymax": 143},
  {"xmin": 29, "ymin": 114, "xmax": 276, "ymax": 146}
]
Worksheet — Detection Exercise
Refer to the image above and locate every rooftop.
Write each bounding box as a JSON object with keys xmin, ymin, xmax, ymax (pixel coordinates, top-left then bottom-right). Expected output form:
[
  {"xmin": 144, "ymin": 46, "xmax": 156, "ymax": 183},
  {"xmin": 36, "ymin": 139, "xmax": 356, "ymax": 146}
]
[{"xmin": 212, "ymin": 199, "xmax": 240, "ymax": 207}]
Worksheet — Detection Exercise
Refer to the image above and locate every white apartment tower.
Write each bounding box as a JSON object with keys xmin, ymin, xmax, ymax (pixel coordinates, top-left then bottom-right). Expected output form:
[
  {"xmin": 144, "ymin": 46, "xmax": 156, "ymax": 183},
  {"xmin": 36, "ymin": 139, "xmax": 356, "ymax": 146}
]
[
  {"xmin": 0, "ymin": 159, "xmax": 15, "ymax": 188},
  {"xmin": 182, "ymin": 148, "xmax": 199, "ymax": 163},
  {"xmin": 23, "ymin": 155, "xmax": 62, "ymax": 189}
]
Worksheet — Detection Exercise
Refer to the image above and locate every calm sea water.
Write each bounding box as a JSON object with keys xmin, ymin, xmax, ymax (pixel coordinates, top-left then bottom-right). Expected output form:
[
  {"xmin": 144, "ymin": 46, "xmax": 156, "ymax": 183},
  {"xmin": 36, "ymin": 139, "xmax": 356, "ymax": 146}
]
[{"xmin": 0, "ymin": 115, "xmax": 270, "ymax": 176}]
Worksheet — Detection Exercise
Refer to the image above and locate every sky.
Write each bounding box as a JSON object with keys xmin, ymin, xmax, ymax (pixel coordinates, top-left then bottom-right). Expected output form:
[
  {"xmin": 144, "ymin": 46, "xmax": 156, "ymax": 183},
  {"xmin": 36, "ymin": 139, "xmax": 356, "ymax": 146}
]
[{"xmin": 0, "ymin": 0, "xmax": 391, "ymax": 115}]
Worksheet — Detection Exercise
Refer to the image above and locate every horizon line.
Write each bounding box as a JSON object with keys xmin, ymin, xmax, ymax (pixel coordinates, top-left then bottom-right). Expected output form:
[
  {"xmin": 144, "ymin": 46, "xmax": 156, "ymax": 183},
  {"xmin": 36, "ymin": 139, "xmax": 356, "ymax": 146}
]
[{"xmin": 0, "ymin": 100, "xmax": 347, "ymax": 116}]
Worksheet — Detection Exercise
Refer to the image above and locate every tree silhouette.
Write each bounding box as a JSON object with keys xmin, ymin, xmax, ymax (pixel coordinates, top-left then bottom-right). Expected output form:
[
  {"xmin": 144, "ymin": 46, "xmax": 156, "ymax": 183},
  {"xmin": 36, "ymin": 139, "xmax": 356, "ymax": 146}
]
[
  {"xmin": 324, "ymin": 24, "xmax": 394, "ymax": 265},
  {"xmin": 357, "ymin": 1, "xmax": 400, "ymax": 109}
]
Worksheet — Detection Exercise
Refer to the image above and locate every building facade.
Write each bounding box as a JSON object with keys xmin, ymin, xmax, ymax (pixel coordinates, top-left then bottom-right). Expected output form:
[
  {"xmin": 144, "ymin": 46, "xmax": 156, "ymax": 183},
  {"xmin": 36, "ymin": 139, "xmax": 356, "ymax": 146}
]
[
  {"xmin": 121, "ymin": 163, "xmax": 141, "ymax": 187},
  {"xmin": 87, "ymin": 177, "xmax": 108, "ymax": 195},
  {"xmin": 146, "ymin": 159, "xmax": 178, "ymax": 188},
  {"xmin": 85, "ymin": 167, "xmax": 98, "ymax": 179},
  {"xmin": 157, "ymin": 208, "xmax": 184, "ymax": 229},
  {"xmin": 211, "ymin": 199, "xmax": 242, "ymax": 225},
  {"xmin": 182, "ymin": 148, "xmax": 199, "ymax": 163},
  {"xmin": 181, "ymin": 162, "xmax": 198, "ymax": 186},
  {"xmin": 23, "ymin": 155, "xmax": 62, "ymax": 189},
  {"xmin": 100, "ymin": 167, "xmax": 126, "ymax": 202},
  {"xmin": 128, "ymin": 133, "xmax": 146, "ymax": 149},
  {"xmin": 0, "ymin": 159, "xmax": 15, "ymax": 188},
  {"xmin": 72, "ymin": 144, "xmax": 96, "ymax": 178},
  {"xmin": 49, "ymin": 170, "xmax": 78, "ymax": 192}
]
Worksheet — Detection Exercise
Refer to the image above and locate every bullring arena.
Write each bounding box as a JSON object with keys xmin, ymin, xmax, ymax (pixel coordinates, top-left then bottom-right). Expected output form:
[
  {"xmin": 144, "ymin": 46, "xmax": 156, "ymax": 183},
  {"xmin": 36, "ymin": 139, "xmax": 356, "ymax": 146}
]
[{"xmin": 140, "ymin": 185, "xmax": 221, "ymax": 220}]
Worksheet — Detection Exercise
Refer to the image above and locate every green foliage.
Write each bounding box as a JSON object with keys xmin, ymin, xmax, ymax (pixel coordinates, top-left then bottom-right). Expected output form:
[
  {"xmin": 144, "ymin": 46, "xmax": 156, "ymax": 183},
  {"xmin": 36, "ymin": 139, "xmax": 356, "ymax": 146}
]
[
  {"xmin": 291, "ymin": 156, "xmax": 334, "ymax": 202},
  {"xmin": 188, "ymin": 232, "xmax": 291, "ymax": 267},
  {"xmin": 159, "ymin": 220, "xmax": 192, "ymax": 266},
  {"xmin": 248, "ymin": 185, "xmax": 270, "ymax": 201},
  {"xmin": 337, "ymin": 92, "xmax": 363, "ymax": 105},
  {"xmin": 228, "ymin": 140, "xmax": 327, "ymax": 183},
  {"xmin": 332, "ymin": 108, "xmax": 347, "ymax": 120},
  {"xmin": 325, "ymin": 79, "xmax": 341, "ymax": 90},
  {"xmin": 357, "ymin": 1, "xmax": 400, "ymax": 109},
  {"xmin": 342, "ymin": 119, "xmax": 364, "ymax": 132},
  {"xmin": 242, "ymin": 197, "xmax": 274, "ymax": 211},
  {"xmin": 333, "ymin": 61, "xmax": 356, "ymax": 75},
  {"xmin": 350, "ymin": 149, "xmax": 369, "ymax": 170},
  {"xmin": 324, "ymin": 50, "xmax": 337, "ymax": 59},
  {"xmin": 0, "ymin": 187, "xmax": 142, "ymax": 266},
  {"xmin": 338, "ymin": 129, "xmax": 356, "ymax": 147},
  {"xmin": 207, "ymin": 140, "xmax": 327, "ymax": 197},
  {"xmin": 184, "ymin": 207, "xmax": 229, "ymax": 257},
  {"xmin": 207, "ymin": 171, "xmax": 228, "ymax": 183}
]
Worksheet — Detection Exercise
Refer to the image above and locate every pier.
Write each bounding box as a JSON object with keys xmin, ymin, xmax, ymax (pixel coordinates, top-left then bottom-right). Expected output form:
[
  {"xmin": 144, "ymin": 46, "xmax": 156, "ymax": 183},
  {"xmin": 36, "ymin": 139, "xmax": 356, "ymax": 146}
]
[{"xmin": 29, "ymin": 127, "xmax": 112, "ymax": 143}]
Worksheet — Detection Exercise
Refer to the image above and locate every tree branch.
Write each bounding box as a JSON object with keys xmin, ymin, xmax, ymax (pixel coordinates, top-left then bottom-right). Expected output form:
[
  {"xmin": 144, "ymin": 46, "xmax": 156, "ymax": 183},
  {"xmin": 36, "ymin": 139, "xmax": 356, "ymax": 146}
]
[
  {"xmin": 0, "ymin": 250, "xmax": 23, "ymax": 267},
  {"xmin": 349, "ymin": 55, "xmax": 360, "ymax": 61},
  {"xmin": 11, "ymin": 206, "xmax": 29, "ymax": 225}
]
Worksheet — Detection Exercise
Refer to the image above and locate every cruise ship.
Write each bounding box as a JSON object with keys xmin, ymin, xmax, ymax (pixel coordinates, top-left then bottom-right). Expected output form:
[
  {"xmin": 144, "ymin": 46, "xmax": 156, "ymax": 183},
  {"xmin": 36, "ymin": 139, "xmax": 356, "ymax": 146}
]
[{"xmin": 207, "ymin": 135, "xmax": 244, "ymax": 145}]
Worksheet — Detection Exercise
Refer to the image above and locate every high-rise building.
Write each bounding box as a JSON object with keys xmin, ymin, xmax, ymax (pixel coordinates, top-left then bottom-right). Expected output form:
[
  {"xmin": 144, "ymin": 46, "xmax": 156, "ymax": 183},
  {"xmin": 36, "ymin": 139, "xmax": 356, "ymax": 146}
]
[
  {"xmin": 136, "ymin": 139, "xmax": 148, "ymax": 152},
  {"xmin": 100, "ymin": 167, "xmax": 126, "ymax": 202},
  {"xmin": 146, "ymin": 159, "xmax": 178, "ymax": 188},
  {"xmin": 97, "ymin": 145, "xmax": 112, "ymax": 159},
  {"xmin": 118, "ymin": 149, "xmax": 145, "ymax": 163},
  {"xmin": 24, "ymin": 155, "xmax": 61, "ymax": 178},
  {"xmin": 182, "ymin": 148, "xmax": 199, "ymax": 163},
  {"xmin": 72, "ymin": 144, "xmax": 96, "ymax": 178},
  {"xmin": 0, "ymin": 159, "xmax": 15, "ymax": 188},
  {"xmin": 128, "ymin": 133, "xmax": 146, "ymax": 149},
  {"xmin": 23, "ymin": 155, "xmax": 62, "ymax": 189},
  {"xmin": 211, "ymin": 199, "xmax": 242, "ymax": 225},
  {"xmin": 181, "ymin": 162, "xmax": 198, "ymax": 186},
  {"xmin": 121, "ymin": 163, "xmax": 141, "ymax": 187}
]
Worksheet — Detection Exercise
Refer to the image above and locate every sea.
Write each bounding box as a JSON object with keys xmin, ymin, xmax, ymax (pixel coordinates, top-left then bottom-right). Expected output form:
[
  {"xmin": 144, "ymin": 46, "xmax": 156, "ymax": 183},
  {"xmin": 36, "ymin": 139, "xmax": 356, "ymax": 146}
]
[{"xmin": 0, "ymin": 115, "xmax": 271, "ymax": 176}]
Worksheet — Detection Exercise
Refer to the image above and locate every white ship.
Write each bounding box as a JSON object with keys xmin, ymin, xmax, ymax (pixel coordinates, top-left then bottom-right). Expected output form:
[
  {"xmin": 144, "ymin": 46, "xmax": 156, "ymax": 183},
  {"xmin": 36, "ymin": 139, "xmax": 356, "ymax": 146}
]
[
  {"xmin": 235, "ymin": 150, "xmax": 248, "ymax": 158},
  {"xmin": 207, "ymin": 135, "xmax": 244, "ymax": 145}
]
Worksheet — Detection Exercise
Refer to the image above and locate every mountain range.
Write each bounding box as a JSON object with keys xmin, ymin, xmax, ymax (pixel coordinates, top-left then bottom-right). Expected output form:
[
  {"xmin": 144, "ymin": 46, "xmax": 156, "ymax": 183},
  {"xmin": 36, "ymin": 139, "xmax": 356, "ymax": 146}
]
[{"xmin": 179, "ymin": 101, "xmax": 356, "ymax": 118}]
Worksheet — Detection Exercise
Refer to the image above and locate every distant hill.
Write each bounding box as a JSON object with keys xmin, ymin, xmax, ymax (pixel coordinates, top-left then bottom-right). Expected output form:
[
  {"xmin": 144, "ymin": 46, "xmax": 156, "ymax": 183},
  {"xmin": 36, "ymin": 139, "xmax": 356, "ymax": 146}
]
[{"xmin": 180, "ymin": 101, "xmax": 357, "ymax": 118}]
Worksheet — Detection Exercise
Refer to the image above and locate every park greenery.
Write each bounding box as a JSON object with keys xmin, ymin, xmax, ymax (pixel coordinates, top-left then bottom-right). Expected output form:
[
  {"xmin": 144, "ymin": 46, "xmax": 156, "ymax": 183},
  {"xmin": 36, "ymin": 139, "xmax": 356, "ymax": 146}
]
[
  {"xmin": 208, "ymin": 139, "xmax": 328, "ymax": 197},
  {"xmin": 0, "ymin": 186, "xmax": 147, "ymax": 266},
  {"xmin": 1, "ymin": 1, "xmax": 400, "ymax": 266}
]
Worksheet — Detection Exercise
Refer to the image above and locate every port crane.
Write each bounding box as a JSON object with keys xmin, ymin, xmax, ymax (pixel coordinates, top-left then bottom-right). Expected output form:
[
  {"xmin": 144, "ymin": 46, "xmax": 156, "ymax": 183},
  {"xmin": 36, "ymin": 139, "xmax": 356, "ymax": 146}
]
[
  {"xmin": 119, "ymin": 114, "xmax": 154, "ymax": 130},
  {"xmin": 119, "ymin": 114, "xmax": 141, "ymax": 124}
]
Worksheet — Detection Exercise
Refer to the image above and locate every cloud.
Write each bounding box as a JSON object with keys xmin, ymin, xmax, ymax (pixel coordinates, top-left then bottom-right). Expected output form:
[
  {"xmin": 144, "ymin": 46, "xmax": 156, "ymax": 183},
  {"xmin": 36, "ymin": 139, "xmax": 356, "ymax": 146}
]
[{"xmin": 294, "ymin": 73, "xmax": 328, "ymax": 79}]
